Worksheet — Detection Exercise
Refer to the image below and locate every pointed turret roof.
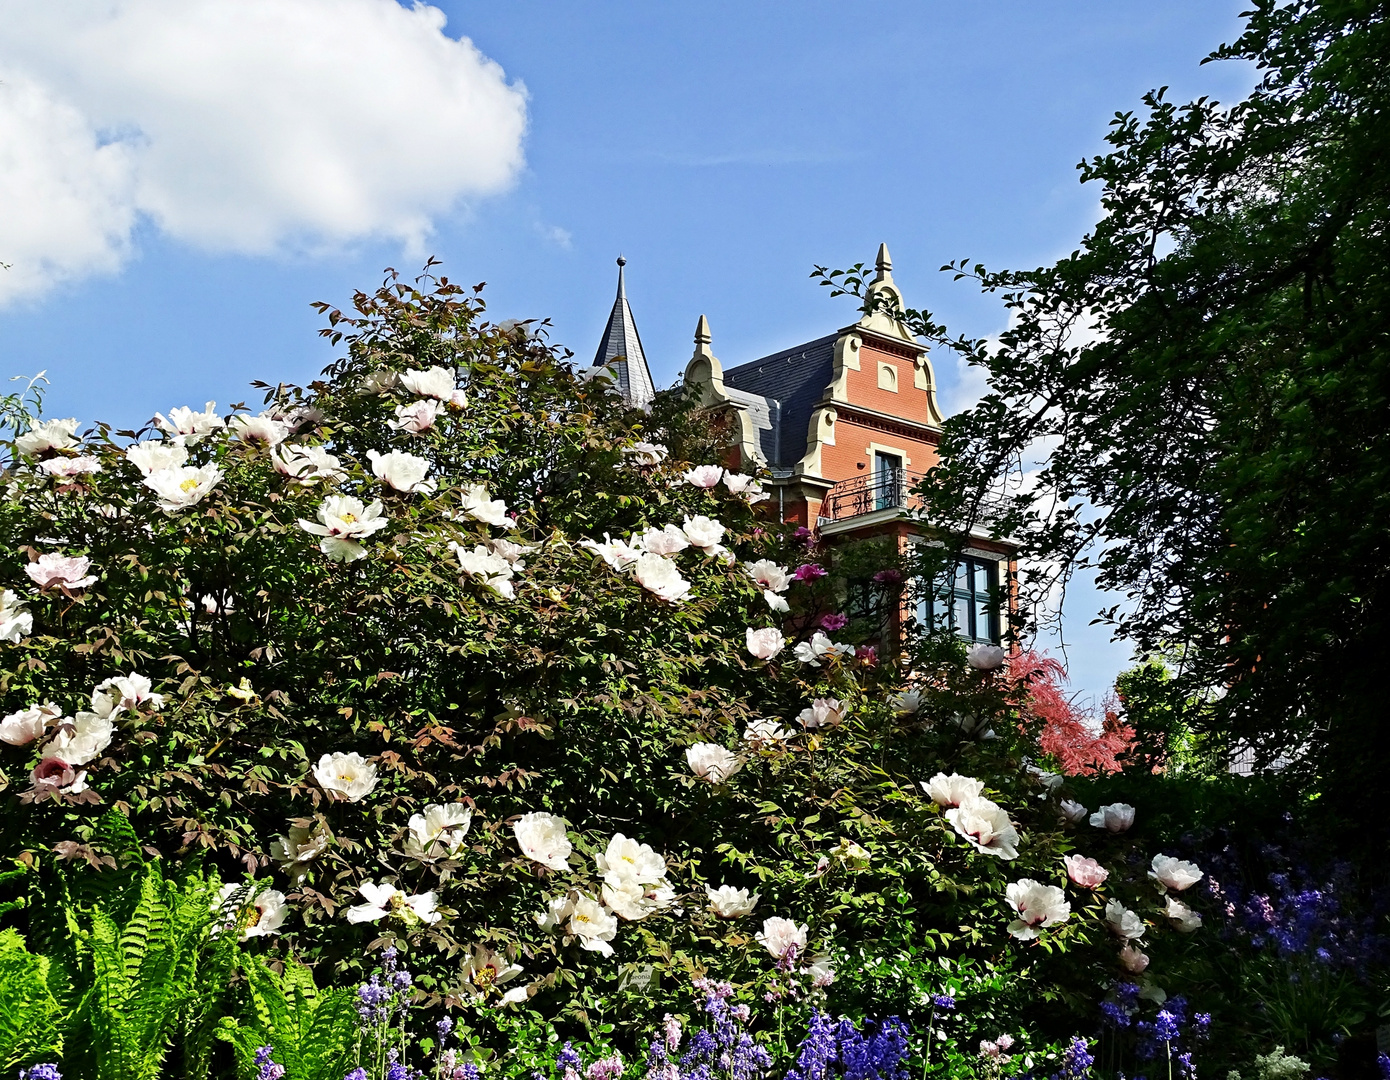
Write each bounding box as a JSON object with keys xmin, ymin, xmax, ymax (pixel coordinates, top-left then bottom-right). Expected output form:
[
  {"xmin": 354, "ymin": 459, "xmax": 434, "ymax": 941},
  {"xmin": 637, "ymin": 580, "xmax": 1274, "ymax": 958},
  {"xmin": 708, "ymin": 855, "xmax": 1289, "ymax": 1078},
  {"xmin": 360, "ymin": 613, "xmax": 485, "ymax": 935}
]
[{"xmin": 592, "ymin": 256, "xmax": 656, "ymax": 411}]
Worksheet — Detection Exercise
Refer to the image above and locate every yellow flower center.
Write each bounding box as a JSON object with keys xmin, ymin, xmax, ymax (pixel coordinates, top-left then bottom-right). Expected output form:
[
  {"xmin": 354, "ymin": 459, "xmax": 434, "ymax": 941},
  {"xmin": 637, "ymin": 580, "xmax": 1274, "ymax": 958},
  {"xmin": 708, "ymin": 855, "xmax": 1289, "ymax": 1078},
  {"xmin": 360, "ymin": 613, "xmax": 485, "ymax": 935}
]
[
  {"xmin": 180, "ymin": 477, "xmax": 201, "ymax": 493},
  {"xmin": 342, "ymin": 513, "xmax": 358, "ymax": 524}
]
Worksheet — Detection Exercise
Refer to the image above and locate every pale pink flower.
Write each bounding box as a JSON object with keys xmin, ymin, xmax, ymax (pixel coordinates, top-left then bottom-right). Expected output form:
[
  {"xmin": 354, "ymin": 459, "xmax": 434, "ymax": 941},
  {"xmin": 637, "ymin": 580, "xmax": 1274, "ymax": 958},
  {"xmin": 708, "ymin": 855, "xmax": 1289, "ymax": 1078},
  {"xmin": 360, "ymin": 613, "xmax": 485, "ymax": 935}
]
[
  {"xmin": 39, "ymin": 456, "xmax": 102, "ymax": 479},
  {"xmin": 744, "ymin": 559, "xmax": 792, "ymax": 593},
  {"xmin": 682, "ymin": 465, "xmax": 723, "ymax": 489},
  {"xmin": 1104, "ymin": 899, "xmax": 1146, "ymax": 939},
  {"xmin": 966, "ymin": 643, "xmax": 1007, "ymax": 670},
  {"xmin": 1119, "ymin": 943, "xmax": 1150, "ymax": 973},
  {"xmin": 638, "ymin": 525, "xmax": 690, "ymax": 555},
  {"xmin": 25, "ymin": 553, "xmax": 97, "ymax": 591},
  {"xmin": 0, "ymin": 703, "xmax": 62, "ymax": 746},
  {"xmin": 367, "ymin": 449, "xmax": 437, "ymax": 494},
  {"xmin": 15, "ymin": 418, "xmax": 80, "ymax": 456},
  {"xmin": 399, "ymin": 365, "xmax": 458, "ymax": 400},
  {"xmin": 1060, "ymin": 799, "xmax": 1088, "ymax": 824},
  {"xmin": 796, "ymin": 697, "xmax": 845, "ymax": 729},
  {"xmin": 391, "ymin": 399, "xmax": 441, "ymax": 434},
  {"xmin": 756, "ymin": 916, "xmax": 808, "ymax": 960},
  {"xmin": 1063, "ymin": 855, "xmax": 1109, "ymax": 889},
  {"xmin": 154, "ymin": 402, "xmax": 224, "ymax": 443},
  {"xmin": 745, "ymin": 627, "xmax": 786, "ymax": 660}
]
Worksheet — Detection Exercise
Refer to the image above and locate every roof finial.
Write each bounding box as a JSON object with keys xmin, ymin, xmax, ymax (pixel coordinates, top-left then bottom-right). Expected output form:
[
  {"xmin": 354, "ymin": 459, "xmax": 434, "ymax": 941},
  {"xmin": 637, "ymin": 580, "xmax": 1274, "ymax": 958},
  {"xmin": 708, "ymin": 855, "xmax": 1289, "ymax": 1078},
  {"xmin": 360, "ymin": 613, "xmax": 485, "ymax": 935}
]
[
  {"xmin": 617, "ymin": 255, "xmax": 626, "ymax": 267},
  {"xmin": 695, "ymin": 314, "xmax": 711, "ymax": 346},
  {"xmin": 875, "ymin": 242, "xmax": 893, "ymax": 281}
]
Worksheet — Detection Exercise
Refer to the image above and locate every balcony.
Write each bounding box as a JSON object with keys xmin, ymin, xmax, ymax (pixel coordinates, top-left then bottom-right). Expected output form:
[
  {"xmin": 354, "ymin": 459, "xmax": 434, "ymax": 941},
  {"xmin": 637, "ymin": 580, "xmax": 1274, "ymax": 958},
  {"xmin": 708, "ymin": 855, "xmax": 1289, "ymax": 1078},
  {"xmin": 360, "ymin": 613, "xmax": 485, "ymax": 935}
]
[
  {"xmin": 818, "ymin": 469, "xmax": 923, "ymax": 524},
  {"xmin": 817, "ymin": 470, "xmax": 1012, "ymax": 529}
]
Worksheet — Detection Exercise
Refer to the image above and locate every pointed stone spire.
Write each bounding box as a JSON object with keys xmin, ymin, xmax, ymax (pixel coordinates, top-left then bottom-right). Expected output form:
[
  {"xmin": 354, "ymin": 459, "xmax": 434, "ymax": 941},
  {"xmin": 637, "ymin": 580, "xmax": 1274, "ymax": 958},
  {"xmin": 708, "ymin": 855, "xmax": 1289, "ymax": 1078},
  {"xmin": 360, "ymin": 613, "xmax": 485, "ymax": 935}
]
[
  {"xmin": 592, "ymin": 255, "xmax": 656, "ymax": 411},
  {"xmin": 694, "ymin": 313, "xmax": 711, "ymax": 346},
  {"xmin": 874, "ymin": 242, "xmax": 893, "ymax": 282}
]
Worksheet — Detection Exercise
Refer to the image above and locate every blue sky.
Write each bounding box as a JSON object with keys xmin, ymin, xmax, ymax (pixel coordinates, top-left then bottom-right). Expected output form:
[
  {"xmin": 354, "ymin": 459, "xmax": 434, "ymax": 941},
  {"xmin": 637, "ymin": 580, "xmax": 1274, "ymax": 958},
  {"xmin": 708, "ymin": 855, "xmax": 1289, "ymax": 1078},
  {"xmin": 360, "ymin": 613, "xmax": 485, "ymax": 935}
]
[{"xmin": 0, "ymin": 0, "xmax": 1256, "ymax": 701}]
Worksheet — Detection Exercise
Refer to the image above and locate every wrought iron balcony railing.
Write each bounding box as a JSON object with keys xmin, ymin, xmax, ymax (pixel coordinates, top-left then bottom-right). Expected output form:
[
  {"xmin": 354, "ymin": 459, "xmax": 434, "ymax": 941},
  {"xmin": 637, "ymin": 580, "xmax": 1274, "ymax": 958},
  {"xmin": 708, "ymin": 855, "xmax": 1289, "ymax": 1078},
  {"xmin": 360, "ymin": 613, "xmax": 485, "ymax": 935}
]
[{"xmin": 819, "ymin": 469, "xmax": 923, "ymax": 523}]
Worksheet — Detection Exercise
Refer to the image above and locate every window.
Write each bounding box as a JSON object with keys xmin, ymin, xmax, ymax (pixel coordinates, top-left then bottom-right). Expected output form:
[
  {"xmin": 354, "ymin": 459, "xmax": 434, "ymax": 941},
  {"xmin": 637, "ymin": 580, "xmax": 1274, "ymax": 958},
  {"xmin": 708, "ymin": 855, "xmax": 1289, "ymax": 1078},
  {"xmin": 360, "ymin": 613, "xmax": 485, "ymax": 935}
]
[
  {"xmin": 874, "ymin": 451, "xmax": 903, "ymax": 512},
  {"xmin": 915, "ymin": 556, "xmax": 1001, "ymax": 644}
]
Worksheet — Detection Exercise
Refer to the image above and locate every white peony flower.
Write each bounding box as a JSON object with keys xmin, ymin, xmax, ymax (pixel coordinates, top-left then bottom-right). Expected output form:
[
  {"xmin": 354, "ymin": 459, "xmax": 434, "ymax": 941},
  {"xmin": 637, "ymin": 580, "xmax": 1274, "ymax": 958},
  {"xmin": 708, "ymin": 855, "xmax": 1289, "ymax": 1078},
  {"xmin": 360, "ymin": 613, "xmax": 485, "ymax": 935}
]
[
  {"xmin": 14, "ymin": 418, "xmax": 80, "ymax": 456},
  {"xmin": 346, "ymin": 882, "xmax": 441, "ymax": 925},
  {"xmin": 271, "ymin": 824, "xmax": 331, "ymax": 878},
  {"xmin": 41, "ymin": 712, "xmax": 113, "ymax": 766},
  {"xmin": 534, "ymin": 894, "xmax": 575, "ymax": 932},
  {"xmin": 806, "ymin": 954, "xmax": 836, "ymax": 987},
  {"xmin": 404, "ymin": 803, "xmax": 473, "ymax": 861},
  {"xmin": 686, "ymin": 743, "xmax": 743, "ymax": 784},
  {"xmin": 1026, "ymin": 763, "xmax": 1064, "ymax": 794},
  {"xmin": 793, "ymin": 632, "xmax": 854, "ymax": 667},
  {"xmin": 154, "ymin": 402, "xmax": 224, "ymax": 443},
  {"xmin": 92, "ymin": 672, "xmax": 163, "ymax": 717},
  {"xmin": 1119, "ymin": 943, "xmax": 1150, "ymax": 973},
  {"xmin": 0, "ymin": 590, "xmax": 33, "ymax": 642},
  {"xmin": 764, "ymin": 590, "xmax": 790, "ymax": 613},
  {"xmin": 228, "ymin": 413, "xmax": 290, "ymax": 448},
  {"xmin": 706, "ymin": 884, "xmax": 759, "ymax": 918},
  {"xmin": 392, "ymin": 398, "xmax": 441, "ymax": 434},
  {"xmin": 744, "ymin": 559, "xmax": 792, "ymax": 594},
  {"xmin": 459, "ymin": 942, "xmax": 526, "ymax": 999},
  {"xmin": 945, "ymin": 796, "xmax": 1020, "ymax": 860},
  {"xmin": 621, "ymin": 441, "xmax": 668, "ymax": 465},
  {"xmin": 1005, "ymin": 878, "xmax": 1072, "ymax": 940},
  {"xmin": 922, "ymin": 772, "xmax": 985, "ymax": 808},
  {"xmin": 271, "ymin": 444, "xmax": 346, "ymax": 485},
  {"xmin": 568, "ymin": 895, "xmax": 619, "ymax": 955},
  {"xmin": 39, "ymin": 455, "xmax": 102, "ymax": 479},
  {"xmin": 399, "ymin": 365, "xmax": 458, "ymax": 400},
  {"xmin": 313, "ymin": 752, "xmax": 378, "ymax": 802},
  {"xmin": 452, "ymin": 543, "xmax": 516, "ymax": 599},
  {"xmin": 743, "ymin": 717, "xmax": 794, "ymax": 747},
  {"xmin": 579, "ymin": 533, "xmax": 643, "ymax": 571},
  {"xmin": 602, "ymin": 876, "xmax": 660, "ymax": 922},
  {"xmin": 1090, "ymin": 803, "xmax": 1136, "ymax": 833},
  {"xmin": 1104, "ymin": 899, "xmax": 1146, "ymax": 939},
  {"xmin": 1060, "ymin": 799, "xmax": 1089, "ymax": 824},
  {"xmin": 756, "ymin": 916, "xmax": 808, "ymax": 960},
  {"xmin": 722, "ymin": 473, "xmax": 766, "ymax": 502},
  {"xmin": 360, "ymin": 369, "xmax": 399, "ymax": 395},
  {"xmin": 125, "ymin": 440, "xmax": 189, "ymax": 477},
  {"xmin": 683, "ymin": 465, "xmax": 723, "ymax": 489},
  {"xmin": 797, "ymin": 697, "xmax": 846, "ymax": 729},
  {"xmin": 0, "ymin": 703, "xmax": 62, "ymax": 746},
  {"xmin": 596, "ymin": 833, "xmax": 667, "ymax": 886},
  {"xmin": 458, "ymin": 484, "xmax": 510, "ymax": 526},
  {"xmin": 632, "ymin": 552, "xmax": 691, "ymax": 603},
  {"xmin": 514, "ymin": 812, "xmax": 572, "ymax": 870},
  {"xmin": 487, "ymin": 538, "xmax": 533, "ymax": 566},
  {"xmin": 638, "ymin": 525, "xmax": 690, "ymax": 556},
  {"xmin": 745, "ymin": 627, "xmax": 786, "ymax": 660},
  {"xmin": 1149, "ymin": 855, "xmax": 1204, "ymax": 892},
  {"xmin": 143, "ymin": 464, "xmax": 224, "ymax": 513},
  {"xmin": 298, "ymin": 496, "xmax": 389, "ymax": 562},
  {"xmin": 25, "ymin": 553, "xmax": 98, "ymax": 590},
  {"xmin": 1165, "ymin": 896, "xmax": 1203, "ymax": 933},
  {"xmin": 367, "ymin": 449, "xmax": 437, "ymax": 494},
  {"xmin": 681, "ymin": 515, "xmax": 726, "ymax": 553},
  {"xmin": 890, "ymin": 688, "xmax": 922, "ymax": 715},
  {"xmin": 966, "ymin": 643, "xmax": 1007, "ymax": 670},
  {"xmin": 214, "ymin": 882, "xmax": 289, "ymax": 939}
]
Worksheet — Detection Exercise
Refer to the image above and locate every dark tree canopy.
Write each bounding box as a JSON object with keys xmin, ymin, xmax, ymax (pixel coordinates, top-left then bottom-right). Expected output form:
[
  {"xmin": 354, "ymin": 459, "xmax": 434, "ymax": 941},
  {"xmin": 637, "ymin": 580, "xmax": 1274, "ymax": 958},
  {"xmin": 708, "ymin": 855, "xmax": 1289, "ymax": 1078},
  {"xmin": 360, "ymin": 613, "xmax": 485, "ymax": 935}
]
[{"xmin": 817, "ymin": 0, "xmax": 1390, "ymax": 801}]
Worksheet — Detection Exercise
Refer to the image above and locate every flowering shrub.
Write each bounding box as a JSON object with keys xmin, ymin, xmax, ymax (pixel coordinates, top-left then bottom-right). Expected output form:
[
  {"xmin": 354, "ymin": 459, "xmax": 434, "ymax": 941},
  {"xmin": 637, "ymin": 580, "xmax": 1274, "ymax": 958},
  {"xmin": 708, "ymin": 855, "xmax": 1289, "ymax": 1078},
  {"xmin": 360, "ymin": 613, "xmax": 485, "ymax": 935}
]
[{"xmin": 0, "ymin": 264, "xmax": 1352, "ymax": 1080}]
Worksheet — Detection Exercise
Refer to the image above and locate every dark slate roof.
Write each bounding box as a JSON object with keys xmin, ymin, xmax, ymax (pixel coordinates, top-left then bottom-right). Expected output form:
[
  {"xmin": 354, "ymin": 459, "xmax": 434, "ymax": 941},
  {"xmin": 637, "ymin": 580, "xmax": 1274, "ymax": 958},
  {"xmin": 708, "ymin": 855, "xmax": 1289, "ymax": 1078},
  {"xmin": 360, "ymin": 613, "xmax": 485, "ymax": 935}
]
[
  {"xmin": 592, "ymin": 258, "xmax": 656, "ymax": 410},
  {"xmin": 723, "ymin": 333, "xmax": 838, "ymax": 467}
]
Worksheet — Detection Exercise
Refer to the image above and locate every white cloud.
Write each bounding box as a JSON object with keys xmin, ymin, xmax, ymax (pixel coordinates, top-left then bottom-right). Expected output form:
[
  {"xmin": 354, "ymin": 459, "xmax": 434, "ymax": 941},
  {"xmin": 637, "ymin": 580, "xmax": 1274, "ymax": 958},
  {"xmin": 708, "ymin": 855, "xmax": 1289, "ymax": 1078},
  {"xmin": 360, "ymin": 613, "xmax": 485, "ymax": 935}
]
[{"xmin": 0, "ymin": 0, "xmax": 528, "ymax": 304}]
